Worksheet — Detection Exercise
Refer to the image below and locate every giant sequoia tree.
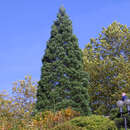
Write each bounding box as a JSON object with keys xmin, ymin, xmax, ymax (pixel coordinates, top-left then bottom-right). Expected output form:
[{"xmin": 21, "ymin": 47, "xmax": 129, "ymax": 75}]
[{"xmin": 36, "ymin": 7, "xmax": 91, "ymax": 115}]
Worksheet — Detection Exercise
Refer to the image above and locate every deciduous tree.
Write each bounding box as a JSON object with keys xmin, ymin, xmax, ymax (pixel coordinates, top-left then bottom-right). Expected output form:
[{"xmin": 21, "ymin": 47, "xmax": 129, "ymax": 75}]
[{"xmin": 83, "ymin": 22, "xmax": 130, "ymax": 115}]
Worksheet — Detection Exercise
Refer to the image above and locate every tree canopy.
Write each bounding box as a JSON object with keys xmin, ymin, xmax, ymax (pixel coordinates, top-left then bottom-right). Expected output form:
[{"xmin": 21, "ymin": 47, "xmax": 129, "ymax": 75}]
[{"xmin": 83, "ymin": 22, "xmax": 130, "ymax": 115}]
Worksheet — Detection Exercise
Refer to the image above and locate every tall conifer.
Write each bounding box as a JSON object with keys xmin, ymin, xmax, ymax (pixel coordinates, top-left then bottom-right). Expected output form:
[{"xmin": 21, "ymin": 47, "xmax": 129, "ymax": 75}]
[{"xmin": 36, "ymin": 7, "xmax": 91, "ymax": 115}]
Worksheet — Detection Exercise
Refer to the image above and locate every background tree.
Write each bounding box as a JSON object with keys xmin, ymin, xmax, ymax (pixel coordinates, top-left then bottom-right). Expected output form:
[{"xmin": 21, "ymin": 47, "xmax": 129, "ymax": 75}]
[
  {"xmin": 11, "ymin": 75, "xmax": 37, "ymax": 118},
  {"xmin": 36, "ymin": 7, "xmax": 91, "ymax": 115},
  {"xmin": 0, "ymin": 91, "xmax": 12, "ymax": 119},
  {"xmin": 83, "ymin": 22, "xmax": 130, "ymax": 115},
  {"xmin": 0, "ymin": 76, "xmax": 37, "ymax": 128}
]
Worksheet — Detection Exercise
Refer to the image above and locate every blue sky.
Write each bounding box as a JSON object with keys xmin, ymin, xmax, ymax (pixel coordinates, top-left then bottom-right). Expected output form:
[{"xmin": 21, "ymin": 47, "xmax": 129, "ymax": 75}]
[{"xmin": 0, "ymin": 0, "xmax": 130, "ymax": 94}]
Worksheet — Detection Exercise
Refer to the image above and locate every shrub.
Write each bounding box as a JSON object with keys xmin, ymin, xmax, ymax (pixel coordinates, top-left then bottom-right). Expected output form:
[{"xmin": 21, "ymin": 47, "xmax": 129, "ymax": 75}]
[
  {"xmin": 69, "ymin": 115, "xmax": 117, "ymax": 130},
  {"xmin": 51, "ymin": 123, "xmax": 85, "ymax": 130},
  {"xmin": 31, "ymin": 107, "xmax": 80, "ymax": 129}
]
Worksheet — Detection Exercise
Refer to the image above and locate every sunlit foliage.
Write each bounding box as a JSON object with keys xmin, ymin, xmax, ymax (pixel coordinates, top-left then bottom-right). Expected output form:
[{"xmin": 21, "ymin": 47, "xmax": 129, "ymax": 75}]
[{"xmin": 83, "ymin": 22, "xmax": 130, "ymax": 115}]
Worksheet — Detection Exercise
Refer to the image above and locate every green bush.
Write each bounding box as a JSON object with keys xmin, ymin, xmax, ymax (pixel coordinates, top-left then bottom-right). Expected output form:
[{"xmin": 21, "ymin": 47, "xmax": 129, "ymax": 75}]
[
  {"xmin": 51, "ymin": 123, "xmax": 85, "ymax": 130},
  {"xmin": 69, "ymin": 115, "xmax": 117, "ymax": 130}
]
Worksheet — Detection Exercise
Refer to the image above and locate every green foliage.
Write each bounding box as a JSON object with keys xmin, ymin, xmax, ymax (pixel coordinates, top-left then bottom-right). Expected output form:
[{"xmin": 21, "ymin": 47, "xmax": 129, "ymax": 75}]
[
  {"xmin": 51, "ymin": 123, "xmax": 85, "ymax": 130},
  {"xmin": 83, "ymin": 21, "xmax": 130, "ymax": 115},
  {"xmin": 69, "ymin": 115, "xmax": 117, "ymax": 130},
  {"xmin": 114, "ymin": 116, "xmax": 130, "ymax": 129},
  {"xmin": 36, "ymin": 7, "xmax": 91, "ymax": 115},
  {"xmin": 110, "ymin": 107, "xmax": 130, "ymax": 129},
  {"xmin": 120, "ymin": 128, "xmax": 130, "ymax": 130}
]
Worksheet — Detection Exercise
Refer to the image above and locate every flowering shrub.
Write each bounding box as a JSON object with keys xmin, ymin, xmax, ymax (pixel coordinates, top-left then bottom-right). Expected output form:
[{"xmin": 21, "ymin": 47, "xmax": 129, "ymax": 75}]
[{"xmin": 31, "ymin": 107, "xmax": 80, "ymax": 129}]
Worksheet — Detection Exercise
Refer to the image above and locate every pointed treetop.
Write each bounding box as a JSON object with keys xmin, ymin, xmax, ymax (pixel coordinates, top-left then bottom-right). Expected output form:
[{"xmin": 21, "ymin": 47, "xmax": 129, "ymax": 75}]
[{"xmin": 59, "ymin": 5, "xmax": 66, "ymax": 16}]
